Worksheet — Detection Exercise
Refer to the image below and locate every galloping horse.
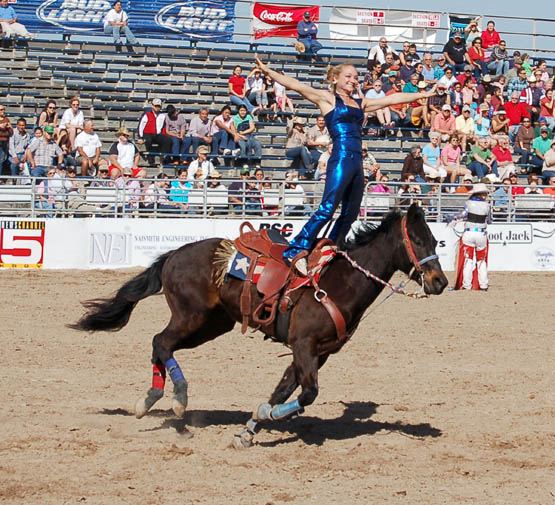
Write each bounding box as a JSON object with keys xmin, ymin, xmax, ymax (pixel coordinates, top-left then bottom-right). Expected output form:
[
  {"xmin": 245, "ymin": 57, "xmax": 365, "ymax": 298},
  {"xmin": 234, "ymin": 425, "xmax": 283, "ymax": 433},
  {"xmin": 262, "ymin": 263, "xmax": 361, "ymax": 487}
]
[{"xmin": 71, "ymin": 204, "xmax": 447, "ymax": 447}]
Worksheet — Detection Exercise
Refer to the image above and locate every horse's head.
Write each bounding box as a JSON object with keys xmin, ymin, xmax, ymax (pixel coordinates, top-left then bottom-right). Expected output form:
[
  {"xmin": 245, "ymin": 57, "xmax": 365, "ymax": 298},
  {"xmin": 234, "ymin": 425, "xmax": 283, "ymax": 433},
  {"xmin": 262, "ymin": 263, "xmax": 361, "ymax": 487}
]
[{"xmin": 399, "ymin": 204, "xmax": 448, "ymax": 295}]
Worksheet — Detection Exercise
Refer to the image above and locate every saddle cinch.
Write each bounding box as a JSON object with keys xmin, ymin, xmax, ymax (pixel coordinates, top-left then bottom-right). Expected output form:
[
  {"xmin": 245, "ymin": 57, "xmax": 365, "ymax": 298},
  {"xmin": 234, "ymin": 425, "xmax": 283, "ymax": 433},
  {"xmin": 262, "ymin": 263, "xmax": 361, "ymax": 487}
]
[{"xmin": 234, "ymin": 222, "xmax": 346, "ymax": 341}]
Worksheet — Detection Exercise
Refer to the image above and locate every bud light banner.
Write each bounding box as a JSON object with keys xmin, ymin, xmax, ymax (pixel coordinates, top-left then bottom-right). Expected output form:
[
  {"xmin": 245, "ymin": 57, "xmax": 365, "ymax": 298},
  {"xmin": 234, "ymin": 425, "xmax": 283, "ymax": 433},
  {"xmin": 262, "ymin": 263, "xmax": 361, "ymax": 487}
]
[
  {"xmin": 12, "ymin": 0, "xmax": 236, "ymax": 41},
  {"xmin": 252, "ymin": 3, "xmax": 319, "ymax": 40}
]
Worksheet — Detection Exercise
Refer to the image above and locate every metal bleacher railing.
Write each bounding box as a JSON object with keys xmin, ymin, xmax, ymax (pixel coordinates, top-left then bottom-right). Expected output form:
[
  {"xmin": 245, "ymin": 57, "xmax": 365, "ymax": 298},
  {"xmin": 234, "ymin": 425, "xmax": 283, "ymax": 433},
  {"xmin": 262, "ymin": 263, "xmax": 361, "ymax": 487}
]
[{"xmin": 1, "ymin": 176, "xmax": 553, "ymax": 222}]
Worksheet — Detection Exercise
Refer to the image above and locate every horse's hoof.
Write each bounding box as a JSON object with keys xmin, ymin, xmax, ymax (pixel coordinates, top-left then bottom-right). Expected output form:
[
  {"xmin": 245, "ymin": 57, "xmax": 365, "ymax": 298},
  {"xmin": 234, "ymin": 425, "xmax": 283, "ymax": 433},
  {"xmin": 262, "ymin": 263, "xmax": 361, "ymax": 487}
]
[
  {"xmin": 135, "ymin": 388, "xmax": 164, "ymax": 419},
  {"xmin": 254, "ymin": 403, "xmax": 272, "ymax": 421},
  {"xmin": 172, "ymin": 379, "xmax": 188, "ymax": 417},
  {"xmin": 232, "ymin": 429, "xmax": 254, "ymax": 449},
  {"xmin": 172, "ymin": 398, "xmax": 187, "ymax": 418},
  {"xmin": 135, "ymin": 398, "xmax": 149, "ymax": 419}
]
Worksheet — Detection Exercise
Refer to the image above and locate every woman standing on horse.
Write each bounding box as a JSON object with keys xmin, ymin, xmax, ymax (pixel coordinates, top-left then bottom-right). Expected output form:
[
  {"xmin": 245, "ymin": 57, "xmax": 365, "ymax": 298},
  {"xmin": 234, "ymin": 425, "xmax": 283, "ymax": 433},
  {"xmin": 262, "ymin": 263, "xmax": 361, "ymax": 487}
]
[{"xmin": 255, "ymin": 56, "xmax": 436, "ymax": 273}]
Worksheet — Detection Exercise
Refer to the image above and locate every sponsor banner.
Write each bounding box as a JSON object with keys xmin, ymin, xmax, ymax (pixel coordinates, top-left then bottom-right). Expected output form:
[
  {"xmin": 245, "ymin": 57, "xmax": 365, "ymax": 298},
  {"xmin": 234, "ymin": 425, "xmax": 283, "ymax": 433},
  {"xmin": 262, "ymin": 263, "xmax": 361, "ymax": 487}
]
[
  {"xmin": 330, "ymin": 7, "xmax": 439, "ymax": 44},
  {"xmin": 431, "ymin": 222, "xmax": 555, "ymax": 271},
  {"xmin": 13, "ymin": 0, "xmax": 235, "ymax": 41},
  {"xmin": 0, "ymin": 221, "xmax": 45, "ymax": 268},
  {"xmin": 252, "ymin": 3, "xmax": 318, "ymax": 40},
  {"xmin": 448, "ymin": 14, "xmax": 480, "ymax": 41},
  {"xmin": 1, "ymin": 218, "xmax": 555, "ymax": 272}
]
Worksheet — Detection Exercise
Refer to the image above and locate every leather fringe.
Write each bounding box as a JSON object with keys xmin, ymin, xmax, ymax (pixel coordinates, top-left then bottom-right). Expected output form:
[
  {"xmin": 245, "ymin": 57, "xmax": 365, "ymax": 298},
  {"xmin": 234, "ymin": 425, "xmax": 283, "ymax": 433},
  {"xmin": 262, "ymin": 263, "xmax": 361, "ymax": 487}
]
[{"xmin": 212, "ymin": 239, "xmax": 235, "ymax": 287}]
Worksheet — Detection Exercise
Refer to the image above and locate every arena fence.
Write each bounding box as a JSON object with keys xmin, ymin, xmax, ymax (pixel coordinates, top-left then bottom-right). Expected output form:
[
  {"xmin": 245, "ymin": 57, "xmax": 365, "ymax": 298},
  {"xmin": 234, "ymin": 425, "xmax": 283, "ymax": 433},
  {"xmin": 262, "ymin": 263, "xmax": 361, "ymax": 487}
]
[
  {"xmin": 0, "ymin": 176, "xmax": 554, "ymax": 223},
  {"xmin": 0, "ymin": 214, "xmax": 553, "ymax": 271}
]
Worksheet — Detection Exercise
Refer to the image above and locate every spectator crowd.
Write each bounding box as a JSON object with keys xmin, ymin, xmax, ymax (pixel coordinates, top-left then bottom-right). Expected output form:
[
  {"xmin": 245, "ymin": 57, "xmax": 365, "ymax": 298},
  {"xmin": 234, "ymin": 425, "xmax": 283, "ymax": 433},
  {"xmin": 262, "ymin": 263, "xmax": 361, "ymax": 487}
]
[{"xmin": 1, "ymin": 17, "xmax": 555, "ymax": 219}]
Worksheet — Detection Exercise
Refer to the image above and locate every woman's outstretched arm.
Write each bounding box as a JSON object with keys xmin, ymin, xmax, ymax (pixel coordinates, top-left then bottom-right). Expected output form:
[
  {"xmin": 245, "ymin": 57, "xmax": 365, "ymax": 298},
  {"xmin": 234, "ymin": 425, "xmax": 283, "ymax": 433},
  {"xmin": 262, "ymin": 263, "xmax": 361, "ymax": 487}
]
[
  {"xmin": 255, "ymin": 55, "xmax": 333, "ymax": 111},
  {"xmin": 363, "ymin": 86, "xmax": 437, "ymax": 113}
]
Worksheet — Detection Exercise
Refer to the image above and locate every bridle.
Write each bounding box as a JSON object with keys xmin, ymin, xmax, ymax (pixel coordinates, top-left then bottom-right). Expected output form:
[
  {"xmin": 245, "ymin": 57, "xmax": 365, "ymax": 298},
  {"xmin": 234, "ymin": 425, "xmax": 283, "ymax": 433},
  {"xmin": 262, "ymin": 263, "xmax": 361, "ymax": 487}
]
[
  {"xmin": 400, "ymin": 216, "xmax": 438, "ymax": 276},
  {"xmin": 332, "ymin": 215, "xmax": 439, "ymax": 332},
  {"xmin": 336, "ymin": 215, "xmax": 438, "ymax": 300}
]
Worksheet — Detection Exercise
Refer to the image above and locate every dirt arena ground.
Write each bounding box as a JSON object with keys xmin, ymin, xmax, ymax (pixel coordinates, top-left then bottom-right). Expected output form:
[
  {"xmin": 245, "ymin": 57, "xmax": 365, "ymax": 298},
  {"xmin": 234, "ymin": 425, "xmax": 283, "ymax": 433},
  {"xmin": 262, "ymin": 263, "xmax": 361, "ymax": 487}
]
[{"xmin": 0, "ymin": 269, "xmax": 553, "ymax": 505}]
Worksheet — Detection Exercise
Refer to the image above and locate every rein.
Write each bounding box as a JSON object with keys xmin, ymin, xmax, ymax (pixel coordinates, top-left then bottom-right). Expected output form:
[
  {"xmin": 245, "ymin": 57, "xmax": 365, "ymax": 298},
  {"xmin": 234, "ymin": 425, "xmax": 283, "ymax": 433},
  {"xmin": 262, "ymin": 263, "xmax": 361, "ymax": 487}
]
[
  {"xmin": 337, "ymin": 216, "xmax": 439, "ymax": 300},
  {"xmin": 336, "ymin": 250, "xmax": 424, "ymax": 299}
]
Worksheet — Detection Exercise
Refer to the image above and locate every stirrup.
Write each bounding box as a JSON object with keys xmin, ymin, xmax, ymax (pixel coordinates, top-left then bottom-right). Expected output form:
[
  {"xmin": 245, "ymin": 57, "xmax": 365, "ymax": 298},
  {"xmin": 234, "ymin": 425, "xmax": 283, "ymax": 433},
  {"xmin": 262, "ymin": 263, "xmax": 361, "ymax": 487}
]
[
  {"xmin": 293, "ymin": 257, "xmax": 308, "ymax": 276},
  {"xmin": 283, "ymin": 251, "xmax": 309, "ymax": 277}
]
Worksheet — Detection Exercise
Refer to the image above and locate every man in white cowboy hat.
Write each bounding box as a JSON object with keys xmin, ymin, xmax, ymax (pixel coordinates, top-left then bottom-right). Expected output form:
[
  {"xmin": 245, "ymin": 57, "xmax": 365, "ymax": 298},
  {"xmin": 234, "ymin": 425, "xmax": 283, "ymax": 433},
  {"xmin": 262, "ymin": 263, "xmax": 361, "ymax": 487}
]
[
  {"xmin": 451, "ymin": 182, "xmax": 491, "ymax": 290},
  {"xmin": 108, "ymin": 126, "xmax": 141, "ymax": 179}
]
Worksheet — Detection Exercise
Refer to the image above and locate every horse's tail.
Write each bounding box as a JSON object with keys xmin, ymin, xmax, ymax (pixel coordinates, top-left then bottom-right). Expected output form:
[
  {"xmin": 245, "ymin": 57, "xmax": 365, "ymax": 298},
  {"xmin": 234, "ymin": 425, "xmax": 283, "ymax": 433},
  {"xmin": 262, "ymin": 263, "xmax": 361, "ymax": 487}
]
[{"xmin": 69, "ymin": 251, "xmax": 172, "ymax": 332}]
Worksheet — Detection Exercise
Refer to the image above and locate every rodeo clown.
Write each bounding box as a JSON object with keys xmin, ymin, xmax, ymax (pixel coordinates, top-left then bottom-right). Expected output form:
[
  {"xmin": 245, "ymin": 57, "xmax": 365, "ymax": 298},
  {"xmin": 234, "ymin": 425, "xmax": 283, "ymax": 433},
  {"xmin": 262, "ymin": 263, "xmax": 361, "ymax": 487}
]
[{"xmin": 450, "ymin": 183, "xmax": 491, "ymax": 291}]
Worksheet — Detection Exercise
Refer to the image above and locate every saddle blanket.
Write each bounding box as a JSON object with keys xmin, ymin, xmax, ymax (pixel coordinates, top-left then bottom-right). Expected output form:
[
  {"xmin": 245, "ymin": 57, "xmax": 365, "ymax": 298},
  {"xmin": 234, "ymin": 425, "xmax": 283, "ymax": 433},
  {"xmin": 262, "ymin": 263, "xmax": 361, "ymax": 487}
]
[
  {"xmin": 226, "ymin": 245, "xmax": 337, "ymax": 285},
  {"xmin": 227, "ymin": 251, "xmax": 265, "ymax": 282}
]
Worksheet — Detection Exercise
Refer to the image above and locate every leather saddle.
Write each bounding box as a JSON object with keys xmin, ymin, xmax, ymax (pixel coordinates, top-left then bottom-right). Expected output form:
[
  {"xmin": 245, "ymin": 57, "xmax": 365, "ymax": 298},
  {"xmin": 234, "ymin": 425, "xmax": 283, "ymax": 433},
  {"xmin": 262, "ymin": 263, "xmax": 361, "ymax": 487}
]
[{"xmin": 233, "ymin": 222, "xmax": 332, "ymax": 334}]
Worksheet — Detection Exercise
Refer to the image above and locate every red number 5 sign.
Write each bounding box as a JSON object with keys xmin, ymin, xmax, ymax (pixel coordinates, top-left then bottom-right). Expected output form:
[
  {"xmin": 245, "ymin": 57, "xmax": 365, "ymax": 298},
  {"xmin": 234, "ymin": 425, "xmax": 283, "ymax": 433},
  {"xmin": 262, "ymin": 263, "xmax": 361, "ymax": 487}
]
[{"xmin": 0, "ymin": 222, "xmax": 45, "ymax": 268}]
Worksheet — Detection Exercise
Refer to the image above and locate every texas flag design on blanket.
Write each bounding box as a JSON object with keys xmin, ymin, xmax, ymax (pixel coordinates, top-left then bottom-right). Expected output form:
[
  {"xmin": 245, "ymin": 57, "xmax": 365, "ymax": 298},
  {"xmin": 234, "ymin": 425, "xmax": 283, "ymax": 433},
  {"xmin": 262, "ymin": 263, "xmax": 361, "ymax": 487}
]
[{"xmin": 227, "ymin": 251, "xmax": 265, "ymax": 282}]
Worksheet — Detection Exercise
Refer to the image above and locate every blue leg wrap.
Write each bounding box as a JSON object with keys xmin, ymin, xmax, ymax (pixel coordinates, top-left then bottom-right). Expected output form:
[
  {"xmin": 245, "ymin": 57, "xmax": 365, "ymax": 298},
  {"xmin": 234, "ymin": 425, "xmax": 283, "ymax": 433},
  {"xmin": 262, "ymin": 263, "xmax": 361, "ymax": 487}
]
[
  {"xmin": 271, "ymin": 399, "xmax": 301, "ymax": 420},
  {"xmin": 165, "ymin": 357, "xmax": 185, "ymax": 385}
]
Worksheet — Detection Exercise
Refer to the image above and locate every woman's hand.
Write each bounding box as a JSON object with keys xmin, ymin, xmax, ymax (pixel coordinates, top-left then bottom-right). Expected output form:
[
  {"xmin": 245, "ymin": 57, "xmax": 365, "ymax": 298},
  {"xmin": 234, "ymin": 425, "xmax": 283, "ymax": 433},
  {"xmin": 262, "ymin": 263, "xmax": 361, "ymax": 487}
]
[
  {"xmin": 424, "ymin": 84, "xmax": 438, "ymax": 98},
  {"xmin": 255, "ymin": 55, "xmax": 270, "ymax": 75}
]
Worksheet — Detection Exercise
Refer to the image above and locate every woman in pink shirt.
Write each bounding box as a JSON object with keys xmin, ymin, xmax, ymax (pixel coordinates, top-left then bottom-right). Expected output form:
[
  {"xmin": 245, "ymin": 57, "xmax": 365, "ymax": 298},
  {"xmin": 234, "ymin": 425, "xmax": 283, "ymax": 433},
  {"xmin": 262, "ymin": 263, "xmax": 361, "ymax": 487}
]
[
  {"xmin": 462, "ymin": 78, "xmax": 479, "ymax": 106},
  {"xmin": 441, "ymin": 135, "xmax": 471, "ymax": 185},
  {"xmin": 371, "ymin": 174, "xmax": 392, "ymax": 193}
]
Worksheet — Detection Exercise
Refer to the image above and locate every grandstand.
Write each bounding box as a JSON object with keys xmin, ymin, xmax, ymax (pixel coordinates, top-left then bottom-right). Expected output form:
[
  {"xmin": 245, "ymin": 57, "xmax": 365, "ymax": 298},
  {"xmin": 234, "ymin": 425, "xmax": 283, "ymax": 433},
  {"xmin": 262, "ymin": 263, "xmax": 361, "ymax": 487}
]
[{"xmin": 0, "ymin": 5, "xmax": 554, "ymax": 222}]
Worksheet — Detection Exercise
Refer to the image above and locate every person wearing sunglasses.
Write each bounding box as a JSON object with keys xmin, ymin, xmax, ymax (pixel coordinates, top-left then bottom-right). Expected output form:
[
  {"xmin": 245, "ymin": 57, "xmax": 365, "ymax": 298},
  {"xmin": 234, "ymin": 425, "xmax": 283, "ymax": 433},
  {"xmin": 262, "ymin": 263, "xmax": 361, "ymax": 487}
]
[
  {"xmin": 37, "ymin": 101, "xmax": 59, "ymax": 136},
  {"xmin": 513, "ymin": 117, "xmax": 535, "ymax": 168},
  {"xmin": 59, "ymin": 96, "xmax": 84, "ymax": 151},
  {"xmin": 467, "ymin": 37, "xmax": 488, "ymax": 78},
  {"xmin": 487, "ymin": 40, "xmax": 510, "ymax": 76}
]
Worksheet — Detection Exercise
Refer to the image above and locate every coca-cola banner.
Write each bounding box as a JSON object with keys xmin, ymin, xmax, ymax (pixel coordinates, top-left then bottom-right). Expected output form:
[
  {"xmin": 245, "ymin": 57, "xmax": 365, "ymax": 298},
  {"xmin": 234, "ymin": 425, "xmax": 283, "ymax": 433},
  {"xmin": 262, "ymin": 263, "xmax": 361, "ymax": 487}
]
[
  {"xmin": 252, "ymin": 3, "xmax": 319, "ymax": 40},
  {"xmin": 329, "ymin": 7, "xmax": 439, "ymax": 45}
]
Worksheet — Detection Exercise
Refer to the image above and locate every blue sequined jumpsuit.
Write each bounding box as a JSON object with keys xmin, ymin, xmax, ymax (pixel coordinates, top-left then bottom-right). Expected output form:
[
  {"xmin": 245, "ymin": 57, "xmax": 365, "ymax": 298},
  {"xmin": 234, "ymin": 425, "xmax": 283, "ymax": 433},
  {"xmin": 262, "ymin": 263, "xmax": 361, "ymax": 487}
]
[{"xmin": 283, "ymin": 94, "xmax": 365, "ymax": 262}]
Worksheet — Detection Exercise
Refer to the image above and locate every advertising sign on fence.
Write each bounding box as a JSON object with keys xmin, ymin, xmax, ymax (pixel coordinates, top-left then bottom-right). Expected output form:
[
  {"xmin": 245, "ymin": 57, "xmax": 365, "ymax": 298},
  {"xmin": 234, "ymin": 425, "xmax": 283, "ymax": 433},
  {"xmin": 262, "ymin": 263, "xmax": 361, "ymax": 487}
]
[
  {"xmin": 1, "ymin": 218, "xmax": 555, "ymax": 272},
  {"xmin": 330, "ymin": 7, "xmax": 440, "ymax": 44},
  {"xmin": 13, "ymin": 0, "xmax": 236, "ymax": 41},
  {"xmin": 0, "ymin": 221, "xmax": 45, "ymax": 268},
  {"xmin": 252, "ymin": 3, "xmax": 319, "ymax": 40}
]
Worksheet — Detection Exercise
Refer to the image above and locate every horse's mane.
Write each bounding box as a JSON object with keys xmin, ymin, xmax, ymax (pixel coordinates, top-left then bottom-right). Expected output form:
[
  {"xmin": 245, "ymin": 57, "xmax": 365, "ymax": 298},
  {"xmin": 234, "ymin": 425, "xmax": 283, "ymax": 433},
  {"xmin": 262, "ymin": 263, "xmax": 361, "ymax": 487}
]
[{"xmin": 341, "ymin": 210, "xmax": 402, "ymax": 251}]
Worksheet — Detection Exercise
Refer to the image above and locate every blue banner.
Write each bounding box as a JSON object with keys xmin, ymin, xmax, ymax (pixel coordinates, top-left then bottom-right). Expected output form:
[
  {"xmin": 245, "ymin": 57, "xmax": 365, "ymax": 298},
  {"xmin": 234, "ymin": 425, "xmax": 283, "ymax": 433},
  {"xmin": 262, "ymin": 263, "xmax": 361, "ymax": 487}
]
[
  {"xmin": 11, "ymin": 0, "xmax": 236, "ymax": 41},
  {"xmin": 448, "ymin": 14, "xmax": 475, "ymax": 41}
]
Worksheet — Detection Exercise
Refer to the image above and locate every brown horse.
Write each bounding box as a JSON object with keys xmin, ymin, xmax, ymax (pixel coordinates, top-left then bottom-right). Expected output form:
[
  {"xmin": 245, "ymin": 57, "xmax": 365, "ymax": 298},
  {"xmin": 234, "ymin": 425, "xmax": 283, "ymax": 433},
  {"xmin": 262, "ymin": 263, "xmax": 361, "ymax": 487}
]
[{"xmin": 71, "ymin": 204, "xmax": 447, "ymax": 447}]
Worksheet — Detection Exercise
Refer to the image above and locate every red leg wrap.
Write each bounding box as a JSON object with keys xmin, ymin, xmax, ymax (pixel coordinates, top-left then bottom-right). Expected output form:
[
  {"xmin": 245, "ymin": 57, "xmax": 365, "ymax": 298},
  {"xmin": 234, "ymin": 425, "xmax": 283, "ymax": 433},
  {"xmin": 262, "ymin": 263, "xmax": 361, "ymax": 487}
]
[{"xmin": 152, "ymin": 364, "xmax": 166, "ymax": 390}]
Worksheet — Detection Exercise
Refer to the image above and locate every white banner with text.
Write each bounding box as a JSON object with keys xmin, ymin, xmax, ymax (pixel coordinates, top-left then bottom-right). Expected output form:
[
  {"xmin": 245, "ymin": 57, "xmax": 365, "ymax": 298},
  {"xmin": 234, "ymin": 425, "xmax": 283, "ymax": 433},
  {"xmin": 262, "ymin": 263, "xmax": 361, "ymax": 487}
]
[
  {"xmin": 329, "ymin": 7, "xmax": 440, "ymax": 44},
  {"xmin": 0, "ymin": 218, "xmax": 554, "ymax": 271}
]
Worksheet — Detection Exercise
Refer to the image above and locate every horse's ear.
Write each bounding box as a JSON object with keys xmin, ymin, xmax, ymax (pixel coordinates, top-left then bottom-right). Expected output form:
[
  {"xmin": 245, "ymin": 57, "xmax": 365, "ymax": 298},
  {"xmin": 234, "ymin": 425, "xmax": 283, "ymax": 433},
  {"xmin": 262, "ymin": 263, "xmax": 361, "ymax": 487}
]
[{"xmin": 406, "ymin": 202, "xmax": 424, "ymax": 224}]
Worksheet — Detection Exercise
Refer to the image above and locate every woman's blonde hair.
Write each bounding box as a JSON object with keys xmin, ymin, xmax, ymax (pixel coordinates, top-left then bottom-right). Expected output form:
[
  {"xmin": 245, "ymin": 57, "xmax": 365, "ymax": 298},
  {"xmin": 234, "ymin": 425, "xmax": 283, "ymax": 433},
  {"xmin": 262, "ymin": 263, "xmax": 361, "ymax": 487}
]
[{"xmin": 326, "ymin": 64, "xmax": 357, "ymax": 93}]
